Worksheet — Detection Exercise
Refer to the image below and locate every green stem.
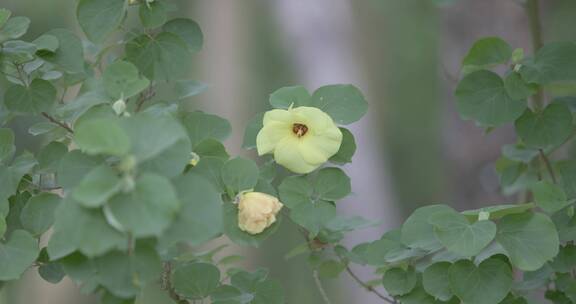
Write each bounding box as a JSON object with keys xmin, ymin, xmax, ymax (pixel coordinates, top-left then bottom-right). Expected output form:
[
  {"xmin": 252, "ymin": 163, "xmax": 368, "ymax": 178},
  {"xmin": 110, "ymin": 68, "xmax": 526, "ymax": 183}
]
[
  {"xmin": 312, "ymin": 269, "xmax": 333, "ymax": 304},
  {"xmin": 525, "ymin": 0, "xmax": 545, "ymax": 111}
]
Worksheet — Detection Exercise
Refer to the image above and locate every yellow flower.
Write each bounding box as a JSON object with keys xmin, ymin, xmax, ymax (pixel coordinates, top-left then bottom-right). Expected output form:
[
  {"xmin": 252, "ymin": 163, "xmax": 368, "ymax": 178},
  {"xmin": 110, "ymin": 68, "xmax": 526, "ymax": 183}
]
[
  {"xmin": 189, "ymin": 152, "xmax": 200, "ymax": 166},
  {"xmin": 237, "ymin": 192, "xmax": 283, "ymax": 235},
  {"xmin": 256, "ymin": 106, "xmax": 342, "ymax": 174}
]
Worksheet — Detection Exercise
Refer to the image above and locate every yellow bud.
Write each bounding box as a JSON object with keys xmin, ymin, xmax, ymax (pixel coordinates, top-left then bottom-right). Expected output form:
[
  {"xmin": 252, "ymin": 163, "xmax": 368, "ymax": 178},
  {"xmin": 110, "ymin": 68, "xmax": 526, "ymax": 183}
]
[
  {"xmin": 256, "ymin": 106, "xmax": 342, "ymax": 174},
  {"xmin": 112, "ymin": 98, "xmax": 126, "ymax": 115},
  {"xmin": 237, "ymin": 192, "xmax": 283, "ymax": 235}
]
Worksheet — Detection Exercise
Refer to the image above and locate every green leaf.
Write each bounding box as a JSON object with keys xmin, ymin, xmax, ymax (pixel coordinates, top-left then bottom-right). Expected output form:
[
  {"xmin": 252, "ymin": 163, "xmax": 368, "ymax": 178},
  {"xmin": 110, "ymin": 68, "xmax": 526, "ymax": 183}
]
[
  {"xmin": 72, "ymin": 165, "xmax": 122, "ymax": 208},
  {"xmin": 422, "ymin": 262, "xmax": 453, "ymax": 301},
  {"xmin": 329, "ymin": 128, "xmax": 356, "ymax": 164},
  {"xmin": 108, "ymin": 173, "xmax": 180, "ymax": 237},
  {"xmin": 38, "ymin": 261, "xmax": 65, "ymax": 284},
  {"xmin": 429, "ymin": 208, "xmax": 496, "ymax": 257},
  {"xmin": 461, "ymin": 203, "xmax": 535, "ymax": 221},
  {"xmin": 397, "ymin": 285, "xmax": 445, "ymax": 304},
  {"xmin": 180, "ymin": 111, "xmax": 231, "ymax": 148},
  {"xmin": 139, "ymin": 1, "xmax": 167, "ymax": 29},
  {"xmin": 222, "ymin": 202, "xmax": 279, "ymax": 247},
  {"xmin": 20, "ymin": 193, "xmax": 61, "ymax": 236},
  {"xmin": 48, "ymin": 198, "xmax": 126, "ymax": 259},
  {"xmin": 159, "ymin": 172, "xmax": 223, "ymax": 248},
  {"xmin": 449, "ymin": 257, "xmax": 512, "ymax": 304},
  {"xmin": 57, "ymin": 150, "xmax": 103, "ymax": 190},
  {"xmin": 36, "ymin": 141, "xmax": 68, "ymax": 173},
  {"xmin": 455, "ymin": 70, "xmax": 526, "ymax": 126},
  {"xmin": 269, "ymin": 86, "xmax": 311, "ymax": 109},
  {"xmin": 400, "ymin": 205, "xmax": 454, "ymax": 251},
  {"xmin": 278, "ymin": 175, "xmax": 313, "ymax": 208},
  {"xmin": 310, "ymin": 84, "xmax": 368, "ymax": 124},
  {"xmin": 520, "ymin": 42, "xmax": 576, "ymax": 84},
  {"xmin": 0, "ymin": 230, "xmax": 39, "ymax": 280},
  {"xmin": 33, "ymin": 34, "xmax": 59, "ymax": 53},
  {"xmin": 550, "ymin": 244, "xmax": 576, "ymax": 273},
  {"xmin": 126, "ymin": 32, "xmax": 190, "ymax": 80},
  {"xmin": 162, "ymin": 18, "xmax": 203, "ymax": 52},
  {"xmin": 251, "ymin": 279, "xmax": 284, "ymax": 304},
  {"xmin": 496, "ymin": 212, "xmax": 559, "ymax": 271},
  {"xmin": 504, "ymin": 71, "xmax": 536, "ymax": 100},
  {"xmin": 175, "ymin": 80, "xmax": 208, "ymax": 99},
  {"xmin": 242, "ymin": 112, "xmax": 264, "ymax": 149},
  {"xmin": 382, "ymin": 267, "xmax": 417, "ymax": 296},
  {"xmin": 0, "ymin": 9, "xmax": 11, "ymax": 28},
  {"xmin": 462, "ymin": 37, "xmax": 512, "ymax": 67},
  {"xmin": 317, "ymin": 260, "xmax": 345, "ymax": 278},
  {"xmin": 289, "ymin": 201, "xmax": 336, "ymax": 237},
  {"xmin": 0, "ymin": 128, "xmax": 15, "ymax": 163},
  {"xmin": 95, "ymin": 245, "xmax": 161, "ymax": 299},
  {"xmin": 515, "ymin": 103, "xmax": 573, "ymax": 149},
  {"xmin": 172, "ymin": 262, "xmax": 220, "ymax": 300},
  {"xmin": 77, "ymin": 0, "xmax": 126, "ymax": 43},
  {"xmin": 531, "ymin": 180, "xmax": 573, "ymax": 214},
  {"xmin": 103, "ymin": 60, "xmax": 150, "ymax": 99},
  {"xmin": 74, "ymin": 118, "xmax": 131, "ymax": 156},
  {"xmin": 39, "ymin": 29, "xmax": 84, "ymax": 73},
  {"xmin": 194, "ymin": 139, "xmax": 229, "ymax": 160},
  {"xmin": 313, "ymin": 167, "xmax": 351, "ymax": 201},
  {"xmin": 221, "ymin": 157, "xmax": 259, "ymax": 193},
  {"xmin": 4, "ymin": 79, "xmax": 56, "ymax": 114},
  {"xmin": 0, "ymin": 16, "xmax": 30, "ymax": 43},
  {"xmin": 558, "ymin": 160, "xmax": 576, "ymax": 199}
]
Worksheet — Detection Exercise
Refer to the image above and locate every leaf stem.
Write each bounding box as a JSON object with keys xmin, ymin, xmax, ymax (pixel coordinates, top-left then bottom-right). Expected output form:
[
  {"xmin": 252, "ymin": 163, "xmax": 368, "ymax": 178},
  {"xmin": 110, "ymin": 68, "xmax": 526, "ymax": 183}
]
[
  {"xmin": 161, "ymin": 262, "xmax": 185, "ymax": 303},
  {"xmin": 525, "ymin": 0, "xmax": 545, "ymax": 111},
  {"xmin": 135, "ymin": 85, "xmax": 156, "ymax": 112},
  {"xmin": 41, "ymin": 112, "xmax": 74, "ymax": 134},
  {"xmin": 539, "ymin": 149, "xmax": 557, "ymax": 183},
  {"xmin": 312, "ymin": 269, "xmax": 334, "ymax": 304}
]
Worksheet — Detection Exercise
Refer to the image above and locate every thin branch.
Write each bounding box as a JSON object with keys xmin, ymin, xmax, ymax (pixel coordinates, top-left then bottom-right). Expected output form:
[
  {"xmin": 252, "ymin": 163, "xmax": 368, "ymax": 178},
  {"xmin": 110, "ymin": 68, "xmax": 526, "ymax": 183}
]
[
  {"xmin": 345, "ymin": 266, "xmax": 397, "ymax": 304},
  {"xmin": 161, "ymin": 262, "xmax": 186, "ymax": 304},
  {"xmin": 41, "ymin": 112, "xmax": 74, "ymax": 134},
  {"xmin": 135, "ymin": 85, "xmax": 156, "ymax": 112},
  {"xmin": 312, "ymin": 270, "xmax": 333, "ymax": 304},
  {"xmin": 539, "ymin": 149, "xmax": 557, "ymax": 183},
  {"xmin": 525, "ymin": 0, "xmax": 545, "ymax": 111}
]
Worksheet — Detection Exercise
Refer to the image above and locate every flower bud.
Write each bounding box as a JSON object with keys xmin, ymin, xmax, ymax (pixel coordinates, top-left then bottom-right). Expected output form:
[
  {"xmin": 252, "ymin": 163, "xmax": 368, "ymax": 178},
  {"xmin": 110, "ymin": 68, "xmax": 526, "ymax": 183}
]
[
  {"xmin": 189, "ymin": 152, "xmax": 200, "ymax": 166},
  {"xmin": 112, "ymin": 98, "xmax": 126, "ymax": 115},
  {"xmin": 237, "ymin": 192, "xmax": 283, "ymax": 235}
]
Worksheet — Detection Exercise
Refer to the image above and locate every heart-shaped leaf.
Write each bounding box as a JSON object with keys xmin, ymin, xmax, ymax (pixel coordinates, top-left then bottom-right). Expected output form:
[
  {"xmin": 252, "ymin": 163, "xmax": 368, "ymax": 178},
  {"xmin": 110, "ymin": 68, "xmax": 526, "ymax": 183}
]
[{"xmin": 449, "ymin": 257, "xmax": 512, "ymax": 304}]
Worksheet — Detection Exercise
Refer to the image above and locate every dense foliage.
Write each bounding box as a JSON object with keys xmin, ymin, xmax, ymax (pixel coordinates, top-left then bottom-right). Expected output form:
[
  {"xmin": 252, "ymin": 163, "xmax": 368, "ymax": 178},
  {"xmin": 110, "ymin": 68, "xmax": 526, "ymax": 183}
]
[{"xmin": 0, "ymin": 0, "xmax": 575, "ymax": 303}]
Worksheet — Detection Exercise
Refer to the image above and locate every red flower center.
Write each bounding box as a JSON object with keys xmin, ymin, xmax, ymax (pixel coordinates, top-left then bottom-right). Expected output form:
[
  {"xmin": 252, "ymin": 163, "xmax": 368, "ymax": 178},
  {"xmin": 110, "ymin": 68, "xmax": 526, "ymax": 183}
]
[{"xmin": 292, "ymin": 123, "xmax": 309, "ymax": 137}]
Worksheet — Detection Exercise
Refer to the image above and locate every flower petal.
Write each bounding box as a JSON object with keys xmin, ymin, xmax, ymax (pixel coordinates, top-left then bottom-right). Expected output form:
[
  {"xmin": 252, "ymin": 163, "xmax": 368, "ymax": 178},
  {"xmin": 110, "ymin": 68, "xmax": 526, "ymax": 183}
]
[
  {"xmin": 256, "ymin": 121, "xmax": 291, "ymax": 155},
  {"xmin": 274, "ymin": 137, "xmax": 319, "ymax": 174}
]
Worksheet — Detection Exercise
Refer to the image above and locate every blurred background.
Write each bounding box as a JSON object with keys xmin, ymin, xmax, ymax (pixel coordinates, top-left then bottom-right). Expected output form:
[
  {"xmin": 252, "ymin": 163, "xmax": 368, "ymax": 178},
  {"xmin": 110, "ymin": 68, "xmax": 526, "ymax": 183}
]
[{"xmin": 1, "ymin": 0, "xmax": 575, "ymax": 303}]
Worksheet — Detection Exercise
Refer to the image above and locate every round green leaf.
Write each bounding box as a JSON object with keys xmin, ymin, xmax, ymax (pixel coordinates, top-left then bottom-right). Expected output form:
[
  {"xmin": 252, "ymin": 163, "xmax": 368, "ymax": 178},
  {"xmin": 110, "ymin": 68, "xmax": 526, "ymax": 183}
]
[
  {"xmin": 39, "ymin": 29, "xmax": 84, "ymax": 73},
  {"xmin": 139, "ymin": 1, "xmax": 167, "ymax": 29},
  {"xmin": 520, "ymin": 42, "xmax": 576, "ymax": 84},
  {"xmin": 515, "ymin": 103, "xmax": 573, "ymax": 149},
  {"xmin": 504, "ymin": 72, "xmax": 535, "ymax": 100},
  {"xmin": 269, "ymin": 86, "xmax": 311, "ymax": 109},
  {"xmin": 429, "ymin": 208, "xmax": 496, "ymax": 257},
  {"xmin": 77, "ymin": 0, "xmax": 126, "ymax": 43},
  {"xmin": 313, "ymin": 167, "xmax": 351, "ymax": 201},
  {"xmin": 172, "ymin": 263, "xmax": 220, "ymax": 299},
  {"xmin": 0, "ymin": 230, "xmax": 39, "ymax": 280},
  {"xmin": 329, "ymin": 128, "xmax": 356, "ymax": 164},
  {"xmin": 455, "ymin": 70, "xmax": 526, "ymax": 126},
  {"xmin": 310, "ymin": 84, "xmax": 368, "ymax": 124},
  {"xmin": 0, "ymin": 16, "xmax": 30, "ymax": 42},
  {"xmin": 126, "ymin": 32, "xmax": 190, "ymax": 80},
  {"xmin": 462, "ymin": 37, "xmax": 512, "ymax": 67},
  {"xmin": 74, "ymin": 118, "xmax": 131, "ymax": 156},
  {"xmin": 449, "ymin": 257, "xmax": 512, "ymax": 304},
  {"xmin": 162, "ymin": 18, "xmax": 203, "ymax": 52},
  {"xmin": 289, "ymin": 201, "xmax": 336, "ymax": 237},
  {"xmin": 179, "ymin": 111, "xmax": 231, "ymax": 148},
  {"xmin": 4, "ymin": 79, "xmax": 56, "ymax": 114},
  {"xmin": 72, "ymin": 165, "xmax": 122, "ymax": 208},
  {"xmin": 103, "ymin": 60, "xmax": 150, "ymax": 99},
  {"xmin": 159, "ymin": 172, "xmax": 223, "ymax": 248},
  {"xmin": 422, "ymin": 262, "xmax": 453, "ymax": 301},
  {"xmin": 252, "ymin": 279, "xmax": 285, "ymax": 304},
  {"xmin": 400, "ymin": 204, "xmax": 454, "ymax": 251},
  {"xmin": 20, "ymin": 192, "xmax": 61, "ymax": 236},
  {"xmin": 496, "ymin": 212, "xmax": 559, "ymax": 271},
  {"xmin": 221, "ymin": 157, "xmax": 259, "ymax": 193},
  {"xmin": 382, "ymin": 266, "xmax": 417, "ymax": 296},
  {"xmin": 278, "ymin": 175, "xmax": 313, "ymax": 208},
  {"xmin": 0, "ymin": 128, "xmax": 15, "ymax": 163},
  {"xmin": 531, "ymin": 180, "xmax": 573, "ymax": 214},
  {"xmin": 108, "ymin": 173, "xmax": 180, "ymax": 237},
  {"xmin": 57, "ymin": 150, "xmax": 103, "ymax": 190}
]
